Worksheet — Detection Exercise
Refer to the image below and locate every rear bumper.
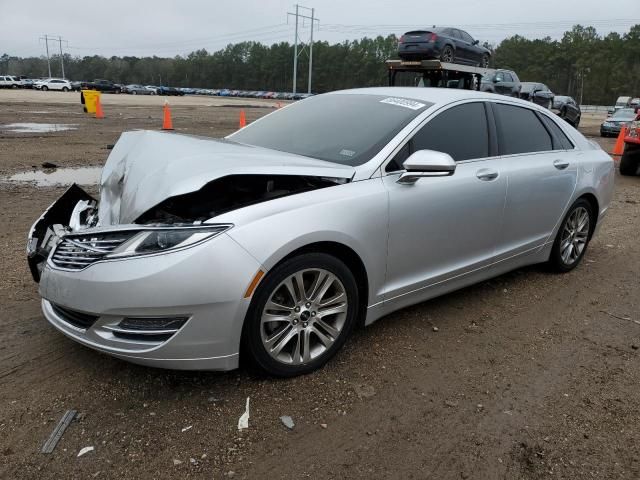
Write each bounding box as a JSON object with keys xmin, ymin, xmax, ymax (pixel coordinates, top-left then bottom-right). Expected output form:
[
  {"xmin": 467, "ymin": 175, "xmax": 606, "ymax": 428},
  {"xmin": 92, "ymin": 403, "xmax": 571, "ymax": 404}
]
[{"xmin": 398, "ymin": 43, "xmax": 440, "ymax": 59}]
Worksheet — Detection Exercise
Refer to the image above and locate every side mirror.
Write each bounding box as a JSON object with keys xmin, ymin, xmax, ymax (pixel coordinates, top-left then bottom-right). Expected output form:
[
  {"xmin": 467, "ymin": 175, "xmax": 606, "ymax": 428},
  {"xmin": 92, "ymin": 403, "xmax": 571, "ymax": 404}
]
[
  {"xmin": 397, "ymin": 150, "xmax": 456, "ymax": 184},
  {"xmin": 473, "ymin": 40, "xmax": 480, "ymax": 45}
]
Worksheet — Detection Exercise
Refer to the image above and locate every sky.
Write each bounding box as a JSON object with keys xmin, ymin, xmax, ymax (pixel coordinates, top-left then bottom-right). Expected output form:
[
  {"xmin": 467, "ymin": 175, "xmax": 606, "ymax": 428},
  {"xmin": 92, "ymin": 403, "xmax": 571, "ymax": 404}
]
[{"xmin": 1, "ymin": 0, "xmax": 639, "ymax": 58}]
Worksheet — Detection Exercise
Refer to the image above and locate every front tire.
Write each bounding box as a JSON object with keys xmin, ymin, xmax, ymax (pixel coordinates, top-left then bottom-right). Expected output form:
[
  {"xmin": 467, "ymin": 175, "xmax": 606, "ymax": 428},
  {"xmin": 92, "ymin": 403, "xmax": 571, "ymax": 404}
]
[
  {"xmin": 243, "ymin": 253, "xmax": 359, "ymax": 377},
  {"xmin": 479, "ymin": 54, "xmax": 490, "ymax": 68},
  {"xmin": 62, "ymin": 87, "xmax": 69, "ymax": 92},
  {"xmin": 41, "ymin": 86, "xmax": 48, "ymax": 91},
  {"xmin": 549, "ymin": 199, "xmax": 594, "ymax": 272},
  {"xmin": 619, "ymin": 147, "xmax": 640, "ymax": 176}
]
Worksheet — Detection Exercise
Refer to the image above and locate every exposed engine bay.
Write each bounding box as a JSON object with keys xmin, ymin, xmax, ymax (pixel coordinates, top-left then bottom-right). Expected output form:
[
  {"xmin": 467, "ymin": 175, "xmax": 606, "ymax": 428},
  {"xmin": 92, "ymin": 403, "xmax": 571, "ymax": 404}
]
[{"xmin": 136, "ymin": 174, "xmax": 346, "ymax": 224}]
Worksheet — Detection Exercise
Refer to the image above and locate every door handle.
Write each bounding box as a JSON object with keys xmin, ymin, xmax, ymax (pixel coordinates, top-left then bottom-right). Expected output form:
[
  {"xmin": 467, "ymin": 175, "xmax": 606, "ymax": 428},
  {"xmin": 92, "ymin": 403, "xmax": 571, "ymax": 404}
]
[
  {"xmin": 476, "ymin": 168, "xmax": 499, "ymax": 181},
  {"xmin": 553, "ymin": 159, "xmax": 570, "ymax": 170}
]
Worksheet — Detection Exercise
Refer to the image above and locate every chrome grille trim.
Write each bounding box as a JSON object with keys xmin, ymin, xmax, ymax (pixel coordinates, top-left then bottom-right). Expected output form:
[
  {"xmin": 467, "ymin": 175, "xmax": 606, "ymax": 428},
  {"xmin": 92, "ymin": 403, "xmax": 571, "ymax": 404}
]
[{"xmin": 51, "ymin": 233, "xmax": 132, "ymax": 270}]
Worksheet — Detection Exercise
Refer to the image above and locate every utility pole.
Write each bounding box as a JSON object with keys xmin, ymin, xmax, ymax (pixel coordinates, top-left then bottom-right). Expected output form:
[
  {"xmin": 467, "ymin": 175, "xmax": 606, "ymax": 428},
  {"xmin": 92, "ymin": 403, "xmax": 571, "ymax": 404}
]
[
  {"xmin": 308, "ymin": 8, "xmax": 314, "ymax": 94},
  {"xmin": 293, "ymin": 4, "xmax": 298, "ymax": 94},
  {"xmin": 40, "ymin": 35, "xmax": 52, "ymax": 78},
  {"xmin": 287, "ymin": 4, "xmax": 319, "ymax": 94},
  {"xmin": 58, "ymin": 36, "xmax": 65, "ymax": 79}
]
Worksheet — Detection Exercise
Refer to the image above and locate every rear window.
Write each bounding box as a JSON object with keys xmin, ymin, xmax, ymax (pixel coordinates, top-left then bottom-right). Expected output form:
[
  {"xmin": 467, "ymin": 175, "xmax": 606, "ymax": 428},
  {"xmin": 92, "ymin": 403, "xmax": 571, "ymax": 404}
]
[
  {"xmin": 228, "ymin": 94, "xmax": 432, "ymax": 166},
  {"xmin": 493, "ymin": 103, "xmax": 553, "ymax": 155}
]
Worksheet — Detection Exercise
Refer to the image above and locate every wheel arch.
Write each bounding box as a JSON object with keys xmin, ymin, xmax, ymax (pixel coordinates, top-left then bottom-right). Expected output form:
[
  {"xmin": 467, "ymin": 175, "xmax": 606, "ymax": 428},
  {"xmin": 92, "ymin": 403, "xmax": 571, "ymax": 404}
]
[
  {"xmin": 576, "ymin": 192, "xmax": 599, "ymax": 238},
  {"xmin": 263, "ymin": 241, "xmax": 369, "ymax": 328}
]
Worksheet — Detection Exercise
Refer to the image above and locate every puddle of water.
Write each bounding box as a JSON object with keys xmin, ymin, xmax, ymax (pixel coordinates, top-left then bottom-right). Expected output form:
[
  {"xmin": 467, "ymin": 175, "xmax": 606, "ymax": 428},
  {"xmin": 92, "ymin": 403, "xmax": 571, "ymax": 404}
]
[
  {"xmin": 1, "ymin": 123, "xmax": 78, "ymax": 133},
  {"xmin": 2, "ymin": 167, "xmax": 102, "ymax": 187}
]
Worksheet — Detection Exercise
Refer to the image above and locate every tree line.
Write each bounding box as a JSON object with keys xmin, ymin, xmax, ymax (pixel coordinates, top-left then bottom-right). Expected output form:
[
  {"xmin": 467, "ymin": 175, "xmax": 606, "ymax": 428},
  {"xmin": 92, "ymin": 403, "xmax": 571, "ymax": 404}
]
[{"xmin": 1, "ymin": 24, "xmax": 638, "ymax": 105}]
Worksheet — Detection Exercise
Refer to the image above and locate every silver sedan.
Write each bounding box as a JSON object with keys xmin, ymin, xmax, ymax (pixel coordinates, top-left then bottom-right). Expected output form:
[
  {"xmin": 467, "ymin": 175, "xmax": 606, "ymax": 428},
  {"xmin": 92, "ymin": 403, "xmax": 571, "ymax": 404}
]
[{"xmin": 27, "ymin": 87, "xmax": 615, "ymax": 376}]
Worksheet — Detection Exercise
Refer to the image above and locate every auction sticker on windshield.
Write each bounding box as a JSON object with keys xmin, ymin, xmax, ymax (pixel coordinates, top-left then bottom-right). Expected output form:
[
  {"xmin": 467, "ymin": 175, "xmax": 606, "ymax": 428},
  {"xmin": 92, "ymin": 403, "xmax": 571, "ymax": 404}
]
[{"xmin": 379, "ymin": 97, "xmax": 426, "ymax": 110}]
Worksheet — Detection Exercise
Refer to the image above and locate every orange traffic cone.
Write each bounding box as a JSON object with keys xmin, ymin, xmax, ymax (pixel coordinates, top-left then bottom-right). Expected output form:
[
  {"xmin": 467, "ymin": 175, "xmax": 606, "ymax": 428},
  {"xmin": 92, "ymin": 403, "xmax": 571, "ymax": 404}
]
[
  {"xmin": 162, "ymin": 101, "xmax": 174, "ymax": 130},
  {"xmin": 612, "ymin": 127, "xmax": 628, "ymax": 155},
  {"xmin": 239, "ymin": 109, "xmax": 246, "ymax": 128},
  {"xmin": 95, "ymin": 96, "xmax": 104, "ymax": 119}
]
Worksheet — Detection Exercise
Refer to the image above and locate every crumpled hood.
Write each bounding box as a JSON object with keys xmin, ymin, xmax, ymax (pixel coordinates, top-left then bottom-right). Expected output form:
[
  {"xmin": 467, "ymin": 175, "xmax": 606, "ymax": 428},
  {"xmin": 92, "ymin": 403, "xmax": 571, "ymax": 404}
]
[{"xmin": 98, "ymin": 130, "xmax": 355, "ymax": 225}]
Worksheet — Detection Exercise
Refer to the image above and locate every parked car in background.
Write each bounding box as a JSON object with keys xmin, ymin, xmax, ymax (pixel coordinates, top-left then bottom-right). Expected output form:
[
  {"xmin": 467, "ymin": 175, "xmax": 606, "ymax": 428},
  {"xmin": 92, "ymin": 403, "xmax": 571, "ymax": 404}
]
[
  {"xmin": 0, "ymin": 75, "xmax": 20, "ymax": 88},
  {"xmin": 480, "ymin": 69, "xmax": 521, "ymax": 97},
  {"xmin": 552, "ymin": 96, "xmax": 581, "ymax": 127},
  {"xmin": 27, "ymin": 88, "xmax": 613, "ymax": 376},
  {"xmin": 398, "ymin": 27, "xmax": 490, "ymax": 67},
  {"xmin": 33, "ymin": 78, "xmax": 72, "ymax": 91},
  {"xmin": 124, "ymin": 84, "xmax": 155, "ymax": 95},
  {"xmin": 70, "ymin": 81, "xmax": 84, "ymax": 91},
  {"xmin": 611, "ymin": 96, "xmax": 632, "ymax": 113},
  {"xmin": 630, "ymin": 98, "xmax": 640, "ymax": 112},
  {"xmin": 600, "ymin": 108, "xmax": 637, "ymax": 137},
  {"xmin": 81, "ymin": 79, "xmax": 123, "ymax": 93},
  {"xmin": 520, "ymin": 82, "xmax": 554, "ymax": 109},
  {"xmin": 157, "ymin": 86, "xmax": 184, "ymax": 96}
]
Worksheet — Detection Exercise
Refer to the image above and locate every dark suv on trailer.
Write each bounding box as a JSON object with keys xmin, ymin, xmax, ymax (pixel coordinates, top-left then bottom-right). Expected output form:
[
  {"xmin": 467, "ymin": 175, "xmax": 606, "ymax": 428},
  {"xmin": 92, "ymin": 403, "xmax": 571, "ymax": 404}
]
[
  {"xmin": 480, "ymin": 69, "xmax": 521, "ymax": 97},
  {"xmin": 397, "ymin": 27, "xmax": 490, "ymax": 67}
]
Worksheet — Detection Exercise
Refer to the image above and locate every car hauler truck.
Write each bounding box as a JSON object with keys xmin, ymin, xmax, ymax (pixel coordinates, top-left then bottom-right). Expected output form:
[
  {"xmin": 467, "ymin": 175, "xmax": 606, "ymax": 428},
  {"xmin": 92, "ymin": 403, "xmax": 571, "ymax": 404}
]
[{"xmin": 387, "ymin": 59, "xmax": 497, "ymax": 90}]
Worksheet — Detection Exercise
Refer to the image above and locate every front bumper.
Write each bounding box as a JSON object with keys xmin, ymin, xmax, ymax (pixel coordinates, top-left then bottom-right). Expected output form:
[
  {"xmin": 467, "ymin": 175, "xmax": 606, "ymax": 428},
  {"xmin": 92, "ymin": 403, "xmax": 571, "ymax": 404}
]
[
  {"xmin": 38, "ymin": 231, "xmax": 262, "ymax": 370},
  {"xmin": 600, "ymin": 124, "xmax": 623, "ymax": 136}
]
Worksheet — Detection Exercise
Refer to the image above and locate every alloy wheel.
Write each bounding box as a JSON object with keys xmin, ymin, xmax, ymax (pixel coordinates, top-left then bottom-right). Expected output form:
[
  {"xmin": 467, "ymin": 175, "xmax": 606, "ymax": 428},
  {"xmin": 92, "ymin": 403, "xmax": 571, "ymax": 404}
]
[
  {"xmin": 441, "ymin": 46, "xmax": 454, "ymax": 63},
  {"xmin": 260, "ymin": 268, "xmax": 348, "ymax": 365},
  {"xmin": 560, "ymin": 206, "xmax": 590, "ymax": 265}
]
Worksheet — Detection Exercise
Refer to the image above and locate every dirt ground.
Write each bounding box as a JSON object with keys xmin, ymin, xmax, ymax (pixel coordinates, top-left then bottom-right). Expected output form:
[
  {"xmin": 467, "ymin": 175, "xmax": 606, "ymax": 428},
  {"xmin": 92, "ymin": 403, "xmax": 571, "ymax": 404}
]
[{"xmin": 0, "ymin": 90, "xmax": 638, "ymax": 480}]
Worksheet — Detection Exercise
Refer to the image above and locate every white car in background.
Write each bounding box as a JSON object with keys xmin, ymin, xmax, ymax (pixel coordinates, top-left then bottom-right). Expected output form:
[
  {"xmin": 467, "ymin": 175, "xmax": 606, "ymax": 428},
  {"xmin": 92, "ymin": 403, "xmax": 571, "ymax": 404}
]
[
  {"xmin": 34, "ymin": 78, "xmax": 72, "ymax": 92},
  {"xmin": 0, "ymin": 75, "xmax": 20, "ymax": 88}
]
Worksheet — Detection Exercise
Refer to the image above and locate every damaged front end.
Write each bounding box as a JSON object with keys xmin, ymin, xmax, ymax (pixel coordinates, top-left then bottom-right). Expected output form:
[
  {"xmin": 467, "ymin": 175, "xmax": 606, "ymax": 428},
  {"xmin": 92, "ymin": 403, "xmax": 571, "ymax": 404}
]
[
  {"xmin": 27, "ymin": 130, "xmax": 354, "ymax": 283},
  {"xmin": 27, "ymin": 175, "xmax": 348, "ymax": 282}
]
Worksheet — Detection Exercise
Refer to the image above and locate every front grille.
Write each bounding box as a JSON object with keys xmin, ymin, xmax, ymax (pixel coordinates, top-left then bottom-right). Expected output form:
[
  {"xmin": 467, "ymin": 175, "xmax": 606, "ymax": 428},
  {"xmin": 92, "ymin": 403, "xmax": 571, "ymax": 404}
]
[
  {"xmin": 51, "ymin": 303, "xmax": 99, "ymax": 329},
  {"xmin": 51, "ymin": 233, "xmax": 129, "ymax": 270}
]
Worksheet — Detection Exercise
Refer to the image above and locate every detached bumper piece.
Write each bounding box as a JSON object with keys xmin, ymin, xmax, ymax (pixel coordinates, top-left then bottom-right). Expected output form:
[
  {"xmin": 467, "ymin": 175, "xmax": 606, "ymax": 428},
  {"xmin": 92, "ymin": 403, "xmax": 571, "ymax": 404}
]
[{"xmin": 27, "ymin": 184, "xmax": 96, "ymax": 282}]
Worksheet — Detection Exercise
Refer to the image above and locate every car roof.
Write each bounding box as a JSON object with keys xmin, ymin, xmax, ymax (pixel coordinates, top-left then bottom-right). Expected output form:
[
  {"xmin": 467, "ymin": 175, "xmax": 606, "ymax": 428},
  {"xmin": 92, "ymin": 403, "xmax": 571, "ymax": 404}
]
[{"xmin": 329, "ymin": 87, "xmax": 541, "ymax": 109}]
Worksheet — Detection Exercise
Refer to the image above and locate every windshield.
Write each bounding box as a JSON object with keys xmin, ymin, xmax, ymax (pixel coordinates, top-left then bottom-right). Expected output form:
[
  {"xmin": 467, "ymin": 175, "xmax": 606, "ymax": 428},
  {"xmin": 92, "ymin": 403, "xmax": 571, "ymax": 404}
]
[
  {"xmin": 520, "ymin": 83, "xmax": 537, "ymax": 93},
  {"xmin": 612, "ymin": 108, "xmax": 636, "ymax": 118},
  {"xmin": 228, "ymin": 94, "xmax": 432, "ymax": 166}
]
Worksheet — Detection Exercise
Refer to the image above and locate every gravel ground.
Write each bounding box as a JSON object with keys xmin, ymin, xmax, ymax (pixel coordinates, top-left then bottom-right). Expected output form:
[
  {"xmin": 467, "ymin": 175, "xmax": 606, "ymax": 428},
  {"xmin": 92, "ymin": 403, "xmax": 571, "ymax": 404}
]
[{"xmin": 0, "ymin": 91, "xmax": 638, "ymax": 480}]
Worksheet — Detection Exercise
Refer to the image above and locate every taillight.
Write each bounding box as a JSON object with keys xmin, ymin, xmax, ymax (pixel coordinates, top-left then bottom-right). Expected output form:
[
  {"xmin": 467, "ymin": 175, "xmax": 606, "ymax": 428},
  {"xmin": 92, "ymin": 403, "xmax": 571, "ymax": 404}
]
[
  {"xmin": 399, "ymin": 35, "xmax": 405, "ymax": 43},
  {"xmin": 430, "ymin": 33, "xmax": 438, "ymax": 42}
]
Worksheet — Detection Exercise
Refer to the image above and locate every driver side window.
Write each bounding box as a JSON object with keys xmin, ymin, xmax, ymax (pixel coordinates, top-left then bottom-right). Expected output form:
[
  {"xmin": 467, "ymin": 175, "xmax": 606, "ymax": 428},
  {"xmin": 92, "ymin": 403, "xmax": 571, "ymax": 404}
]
[{"xmin": 386, "ymin": 102, "xmax": 490, "ymax": 172}]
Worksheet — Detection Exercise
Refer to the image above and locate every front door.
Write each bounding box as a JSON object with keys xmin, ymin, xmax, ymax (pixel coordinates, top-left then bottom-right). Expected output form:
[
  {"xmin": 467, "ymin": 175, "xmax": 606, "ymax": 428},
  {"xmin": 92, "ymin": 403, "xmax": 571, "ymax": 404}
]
[{"xmin": 382, "ymin": 101, "xmax": 506, "ymax": 306}]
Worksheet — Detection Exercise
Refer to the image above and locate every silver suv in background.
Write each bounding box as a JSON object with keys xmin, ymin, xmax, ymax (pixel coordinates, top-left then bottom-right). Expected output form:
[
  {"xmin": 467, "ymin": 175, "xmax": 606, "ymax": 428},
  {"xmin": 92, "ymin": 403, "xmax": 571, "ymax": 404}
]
[
  {"xmin": 480, "ymin": 69, "xmax": 521, "ymax": 97},
  {"xmin": 0, "ymin": 75, "xmax": 20, "ymax": 88}
]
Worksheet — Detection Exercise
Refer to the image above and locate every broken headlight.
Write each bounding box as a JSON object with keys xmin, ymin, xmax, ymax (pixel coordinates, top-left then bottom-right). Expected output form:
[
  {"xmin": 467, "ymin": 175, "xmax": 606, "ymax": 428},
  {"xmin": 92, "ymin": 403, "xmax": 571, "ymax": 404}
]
[{"xmin": 107, "ymin": 225, "xmax": 232, "ymax": 258}]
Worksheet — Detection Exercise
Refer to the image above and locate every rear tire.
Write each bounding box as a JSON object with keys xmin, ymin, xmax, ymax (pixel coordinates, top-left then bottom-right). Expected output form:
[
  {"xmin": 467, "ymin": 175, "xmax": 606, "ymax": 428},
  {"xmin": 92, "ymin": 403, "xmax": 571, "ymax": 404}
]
[
  {"xmin": 548, "ymin": 198, "xmax": 594, "ymax": 272},
  {"xmin": 242, "ymin": 253, "xmax": 359, "ymax": 377},
  {"xmin": 440, "ymin": 45, "xmax": 454, "ymax": 63}
]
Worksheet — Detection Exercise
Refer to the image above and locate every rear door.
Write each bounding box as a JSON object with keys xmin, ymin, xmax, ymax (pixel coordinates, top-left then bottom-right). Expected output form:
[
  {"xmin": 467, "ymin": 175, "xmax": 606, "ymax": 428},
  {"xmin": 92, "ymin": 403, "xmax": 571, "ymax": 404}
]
[{"xmin": 491, "ymin": 102, "xmax": 578, "ymax": 260}]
